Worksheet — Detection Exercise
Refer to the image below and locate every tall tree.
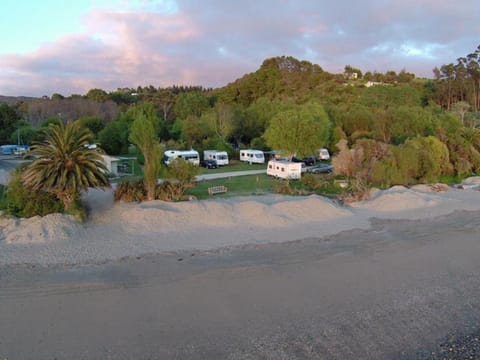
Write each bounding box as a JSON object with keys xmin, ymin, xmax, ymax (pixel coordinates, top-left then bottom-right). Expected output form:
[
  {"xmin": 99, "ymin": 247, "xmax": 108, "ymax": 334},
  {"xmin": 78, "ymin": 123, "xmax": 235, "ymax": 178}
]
[
  {"xmin": 129, "ymin": 112, "xmax": 162, "ymax": 201},
  {"xmin": 173, "ymin": 92, "xmax": 210, "ymax": 120},
  {"xmin": 264, "ymin": 102, "xmax": 331, "ymax": 157},
  {"xmin": 0, "ymin": 103, "xmax": 20, "ymax": 144},
  {"xmin": 22, "ymin": 122, "xmax": 110, "ymax": 211}
]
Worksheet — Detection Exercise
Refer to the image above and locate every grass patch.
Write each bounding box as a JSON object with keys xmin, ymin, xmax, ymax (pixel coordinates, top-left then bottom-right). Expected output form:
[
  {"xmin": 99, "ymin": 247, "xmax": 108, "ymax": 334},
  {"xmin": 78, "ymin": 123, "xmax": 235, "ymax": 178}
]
[
  {"xmin": 186, "ymin": 172, "xmax": 341, "ymax": 200},
  {"xmin": 187, "ymin": 173, "xmax": 275, "ymax": 199},
  {"xmin": 438, "ymin": 174, "xmax": 474, "ymax": 185}
]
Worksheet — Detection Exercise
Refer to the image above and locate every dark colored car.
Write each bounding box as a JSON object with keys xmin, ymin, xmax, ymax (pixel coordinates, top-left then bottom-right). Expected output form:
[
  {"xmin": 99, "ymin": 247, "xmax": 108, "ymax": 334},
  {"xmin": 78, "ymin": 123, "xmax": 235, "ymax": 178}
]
[
  {"xmin": 302, "ymin": 156, "xmax": 316, "ymax": 166},
  {"xmin": 202, "ymin": 159, "xmax": 218, "ymax": 169},
  {"xmin": 307, "ymin": 164, "xmax": 333, "ymax": 174},
  {"xmin": 292, "ymin": 156, "xmax": 316, "ymax": 166}
]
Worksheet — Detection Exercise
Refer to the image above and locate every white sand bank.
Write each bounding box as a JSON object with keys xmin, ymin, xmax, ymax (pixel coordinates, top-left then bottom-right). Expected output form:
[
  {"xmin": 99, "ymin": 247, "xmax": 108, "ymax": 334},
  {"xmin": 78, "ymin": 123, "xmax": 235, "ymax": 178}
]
[{"xmin": 2, "ymin": 180, "xmax": 480, "ymax": 265}]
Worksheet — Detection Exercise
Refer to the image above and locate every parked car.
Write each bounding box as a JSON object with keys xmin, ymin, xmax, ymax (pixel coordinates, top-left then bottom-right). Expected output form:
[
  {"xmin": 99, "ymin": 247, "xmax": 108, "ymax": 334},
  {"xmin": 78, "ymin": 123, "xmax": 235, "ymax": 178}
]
[
  {"xmin": 292, "ymin": 156, "xmax": 316, "ymax": 166},
  {"xmin": 302, "ymin": 156, "xmax": 316, "ymax": 166},
  {"xmin": 307, "ymin": 164, "xmax": 333, "ymax": 174},
  {"xmin": 201, "ymin": 159, "xmax": 218, "ymax": 169}
]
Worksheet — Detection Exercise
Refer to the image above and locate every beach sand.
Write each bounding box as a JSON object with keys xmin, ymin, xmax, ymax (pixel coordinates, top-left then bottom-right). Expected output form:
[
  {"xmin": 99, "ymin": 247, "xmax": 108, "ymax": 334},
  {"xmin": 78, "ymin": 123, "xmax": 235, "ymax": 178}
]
[
  {"xmin": 1, "ymin": 180, "xmax": 480, "ymax": 265},
  {"xmin": 1, "ymin": 181, "xmax": 480, "ymax": 358}
]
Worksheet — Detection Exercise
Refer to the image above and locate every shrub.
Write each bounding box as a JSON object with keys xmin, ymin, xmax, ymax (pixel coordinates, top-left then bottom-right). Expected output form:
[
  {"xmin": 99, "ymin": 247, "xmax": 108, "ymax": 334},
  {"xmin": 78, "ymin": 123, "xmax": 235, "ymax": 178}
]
[
  {"xmin": 272, "ymin": 180, "xmax": 294, "ymax": 195},
  {"xmin": 163, "ymin": 159, "xmax": 200, "ymax": 200},
  {"xmin": 66, "ymin": 200, "xmax": 88, "ymax": 222},
  {"xmin": 336, "ymin": 177, "xmax": 371, "ymax": 204},
  {"xmin": 301, "ymin": 173, "xmax": 321, "ymax": 189},
  {"xmin": 398, "ymin": 136, "xmax": 452, "ymax": 183},
  {"xmin": 114, "ymin": 178, "xmax": 146, "ymax": 202},
  {"xmin": 155, "ymin": 180, "xmax": 183, "ymax": 201},
  {"xmin": 332, "ymin": 139, "xmax": 354, "ymax": 177},
  {"xmin": 5, "ymin": 169, "xmax": 64, "ymax": 218}
]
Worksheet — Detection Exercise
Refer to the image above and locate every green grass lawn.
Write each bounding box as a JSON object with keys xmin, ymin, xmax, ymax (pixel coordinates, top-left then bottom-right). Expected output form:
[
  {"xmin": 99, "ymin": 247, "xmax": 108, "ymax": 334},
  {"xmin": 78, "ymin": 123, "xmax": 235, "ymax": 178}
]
[{"xmin": 186, "ymin": 173, "xmax": 275, "ymax": 199}]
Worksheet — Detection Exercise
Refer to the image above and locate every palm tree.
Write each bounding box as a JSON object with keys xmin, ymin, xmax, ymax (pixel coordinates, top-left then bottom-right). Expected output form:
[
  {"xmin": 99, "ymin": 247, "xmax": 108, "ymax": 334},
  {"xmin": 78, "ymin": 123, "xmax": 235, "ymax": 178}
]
[{"xmin": 22, "ymin": 121, "xmax": 110, "ymax": 211}]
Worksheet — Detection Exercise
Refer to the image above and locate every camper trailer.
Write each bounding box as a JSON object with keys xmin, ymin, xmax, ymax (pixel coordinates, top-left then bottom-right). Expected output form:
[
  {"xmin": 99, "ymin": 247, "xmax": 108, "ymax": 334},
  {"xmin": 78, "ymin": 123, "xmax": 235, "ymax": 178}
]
[
  {"xmin": 203, "ymin": 150, "xmax": 229, "ymax": 166},
  {"xmin": 164, "ymin": 150, "xmax": 200, "ymax": 166},
  {"xmin": 318, "ymin": 148, "xmax": 330, "ymax": 161},
  {"xmin": 239, "ymin": 149, "xmax": 265, "ymax": 164},
  {"xmin": 267, "ymin": 159, "xmax": 302, "ymax": 180}
]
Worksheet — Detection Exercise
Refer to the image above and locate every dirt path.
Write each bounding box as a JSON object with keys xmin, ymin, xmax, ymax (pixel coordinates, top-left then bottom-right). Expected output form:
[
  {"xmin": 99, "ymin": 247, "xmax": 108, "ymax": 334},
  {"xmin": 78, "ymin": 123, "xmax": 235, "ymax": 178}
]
[{"xmin": 1, "ymin": 211, "xmax": 480, "ymax": 359}]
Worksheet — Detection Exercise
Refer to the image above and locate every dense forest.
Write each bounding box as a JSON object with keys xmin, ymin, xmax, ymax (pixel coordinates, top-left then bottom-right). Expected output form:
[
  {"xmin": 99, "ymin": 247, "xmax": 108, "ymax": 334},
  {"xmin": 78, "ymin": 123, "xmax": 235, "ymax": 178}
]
[{"xmin": 2, "ymin": 45, "xmax": 480, "ymax": 187}]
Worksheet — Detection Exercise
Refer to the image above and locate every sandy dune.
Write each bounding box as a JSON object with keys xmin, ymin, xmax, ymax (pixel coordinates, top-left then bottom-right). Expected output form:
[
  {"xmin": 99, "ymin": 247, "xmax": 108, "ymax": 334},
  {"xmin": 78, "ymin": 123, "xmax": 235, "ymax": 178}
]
[{"xmin": 2, "ymin": 179, "xmax": 480, "ymax": 265}]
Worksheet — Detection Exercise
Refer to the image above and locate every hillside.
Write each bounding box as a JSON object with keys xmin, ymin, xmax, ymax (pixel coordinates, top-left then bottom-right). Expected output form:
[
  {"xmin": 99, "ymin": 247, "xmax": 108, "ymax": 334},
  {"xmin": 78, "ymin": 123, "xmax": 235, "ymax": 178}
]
[
  {"xmin": 215, "ymin": 56, "xmax": 338, "ymax": 106},
  {"xmin": 0, "ymin": 95, "xmax": 39, "ymax": 105}
]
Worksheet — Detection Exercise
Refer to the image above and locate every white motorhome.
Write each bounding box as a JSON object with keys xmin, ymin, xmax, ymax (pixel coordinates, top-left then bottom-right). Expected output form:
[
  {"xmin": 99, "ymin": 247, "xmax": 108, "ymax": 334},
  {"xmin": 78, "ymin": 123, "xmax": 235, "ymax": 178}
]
[
  {"xmin": 239, "ymin": 149, "xmax": 265, "ymax": 164},
  {"xmin": 203, "ymin": 150, "xmax": 229, "ymax": 166},
  {"xmin": 318, "ymin": 148, "xmax": 330, "ymax": 160},
  {"xmin": 267, "ymin": 159, "xmax": 302, "ymax": 180},
  {"xmin": 164, "ymin": 150, "xmax": 200, "ymax": 166}
]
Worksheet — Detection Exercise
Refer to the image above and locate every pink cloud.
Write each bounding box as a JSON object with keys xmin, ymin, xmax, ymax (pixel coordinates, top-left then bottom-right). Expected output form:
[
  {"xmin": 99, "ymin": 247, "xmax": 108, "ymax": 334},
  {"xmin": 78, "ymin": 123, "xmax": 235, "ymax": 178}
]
[{"xmin": 0, "ymin": 0, "xmax": 479, "ymax": 96}]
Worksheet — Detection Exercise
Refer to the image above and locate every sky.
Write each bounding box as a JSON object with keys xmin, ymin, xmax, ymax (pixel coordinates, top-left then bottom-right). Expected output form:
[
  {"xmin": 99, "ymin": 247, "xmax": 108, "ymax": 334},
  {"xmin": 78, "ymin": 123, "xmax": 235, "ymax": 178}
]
[{"xmin": 0, "ymin": 0, "xmax": 479, "ymax": 97}]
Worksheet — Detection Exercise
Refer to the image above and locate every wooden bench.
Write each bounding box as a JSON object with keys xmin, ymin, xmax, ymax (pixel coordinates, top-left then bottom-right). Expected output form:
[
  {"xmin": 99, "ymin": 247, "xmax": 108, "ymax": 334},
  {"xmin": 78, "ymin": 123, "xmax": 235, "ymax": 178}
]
[{"xmin": 208, "ymin": 185, "xmax": 228, "ymax": 195}]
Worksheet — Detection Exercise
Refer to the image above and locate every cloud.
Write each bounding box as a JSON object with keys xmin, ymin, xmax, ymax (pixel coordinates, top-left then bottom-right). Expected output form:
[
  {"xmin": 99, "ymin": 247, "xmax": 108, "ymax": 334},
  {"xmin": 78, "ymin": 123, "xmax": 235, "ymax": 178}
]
[{"xmin": 0, "ymin": 0, "xmax": 479, "ymax": 96}]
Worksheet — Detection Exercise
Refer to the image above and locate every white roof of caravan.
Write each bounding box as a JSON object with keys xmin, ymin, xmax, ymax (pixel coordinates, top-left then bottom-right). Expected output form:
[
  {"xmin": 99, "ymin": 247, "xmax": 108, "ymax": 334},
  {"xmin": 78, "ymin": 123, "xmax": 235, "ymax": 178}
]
[{"xmin": 268, "ymin": 159, "xmax": 301, "ymax": 166}]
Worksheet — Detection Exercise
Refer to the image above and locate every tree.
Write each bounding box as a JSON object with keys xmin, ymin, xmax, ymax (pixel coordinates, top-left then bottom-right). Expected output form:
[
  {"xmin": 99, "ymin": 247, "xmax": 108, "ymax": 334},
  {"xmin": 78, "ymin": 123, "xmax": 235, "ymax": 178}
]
[
  {"xmin": 10, "ymin": 125, "xmax": 36, "ymax": 145},
  {"xmin": 264, "ymin": 102, "xmax": 331, "ymax": 157},
  {"xmin": 76, "ymin": 116, "xmax": 105, "ymax": 138},
  {"xmin": 451, "ymin": 101, "xmax": 471, "ymax": 127},
  {"xmin": 22, "ymin": 122, "xmax": 110, "ymax": 211},
  {"xmin": 129, "ymin": 112, "xmax": 162, "ymax": 201},
  {"xmin": 162, "ymin": 158, "xmax": 200, "ymax": 200},
  {"xmin": 86, "ymin": 88, "xmax": 109, "ymax": 102},
  {"xmin": 51, "ymin": 93, "xmax": 65, "ymax": 100},
  {"xmin": 173, "ymin": 92, "xmax": 210, "ymax": 120},
  {"xmin": 156, "ymin": 88, "xmax": 176, "ymax": 121},
  {"xmin": 98, "ymin": 117, "xmax": 129, "ymax": 155},
  {"xmin": 180, "ymin": 115, "xmax": 211, "ymax": 148},
  {"xmin": 0, "ymin": 103, "xmax": 20, "ymax": 144}
]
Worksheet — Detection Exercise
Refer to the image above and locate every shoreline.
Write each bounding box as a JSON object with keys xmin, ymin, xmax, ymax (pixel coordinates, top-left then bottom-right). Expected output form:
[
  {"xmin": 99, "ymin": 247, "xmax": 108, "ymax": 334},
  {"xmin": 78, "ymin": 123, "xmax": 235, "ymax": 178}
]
[{"xmin": 2, "ymin": 208, "xmax": 480, "ymax": 359}]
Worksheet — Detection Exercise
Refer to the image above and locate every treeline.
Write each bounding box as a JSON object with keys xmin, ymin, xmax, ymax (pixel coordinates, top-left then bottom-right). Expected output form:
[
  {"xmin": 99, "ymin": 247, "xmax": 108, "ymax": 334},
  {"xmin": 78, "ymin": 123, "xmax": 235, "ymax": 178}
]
[{"xmin": 433, "ymin": 45, "xmax": 480, "ymax": 111}]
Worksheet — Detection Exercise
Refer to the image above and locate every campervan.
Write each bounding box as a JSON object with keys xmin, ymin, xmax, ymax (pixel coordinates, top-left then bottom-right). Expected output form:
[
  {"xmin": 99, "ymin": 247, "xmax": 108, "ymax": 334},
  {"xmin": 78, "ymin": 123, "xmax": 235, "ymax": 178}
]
[
  {"xmin": 203, "ymin": 150, "xmax": 229, "ymax": 166},
  {"xmin": 0, "ymin": 145, "xmax": 18, "ymax": 155},
  {"xmin": 239, "ymin": 149, "xmax": 265, "ymax": 164},
  {"xmin": 318, "ymin": 148, "xmax": 330, "ymax": 160},
  {"xmin": 164, "ymin": 150, "xmax": 200, "ymax": 166},
  {"xmin": 267, "ymin": 159, "xmax": 302, "ymax": 180}
]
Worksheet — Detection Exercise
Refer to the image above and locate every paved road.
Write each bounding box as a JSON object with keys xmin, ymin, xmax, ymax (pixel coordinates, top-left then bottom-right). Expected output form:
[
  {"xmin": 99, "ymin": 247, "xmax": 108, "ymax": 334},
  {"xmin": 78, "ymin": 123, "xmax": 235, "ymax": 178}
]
[
  {"xmin": 1, "ymin": 211, "xmax": 480, "ymax": 359},
  {"xmin": 0, "ymin": 155, "xmax": 24, "ymax": 170},
  {"xmin": 196, "ymin": 169, "xmax": 266, "ymax": 181}
]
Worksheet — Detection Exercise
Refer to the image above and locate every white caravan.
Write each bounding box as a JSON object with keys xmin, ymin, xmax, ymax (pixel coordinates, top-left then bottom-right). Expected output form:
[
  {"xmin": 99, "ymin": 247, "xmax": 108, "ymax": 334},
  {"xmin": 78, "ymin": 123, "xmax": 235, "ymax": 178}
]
[
  {"xmin": 318, "ymin": 148, "xmax": 330, "ymax": 160},
  {"xmin": 203, "ymin": 150, "xmax": 229, "ymax": 166},
  {"xmin": 239, "ymin": 149, "xmax": 265, "ymax": 164},
  {"xmin": 164, "ymin": 150, "xmax": 200, "ymax": 166},
  {"xmin": 267, "ymin": 159, "xmax": 302, "ymax": 180}
]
